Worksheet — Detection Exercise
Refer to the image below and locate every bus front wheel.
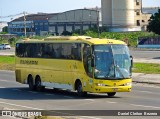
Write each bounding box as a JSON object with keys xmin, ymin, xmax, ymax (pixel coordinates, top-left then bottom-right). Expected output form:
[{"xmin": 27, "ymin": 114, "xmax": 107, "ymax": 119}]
[
  {"xmin": 107, "ymin": 92, "xmax": 116, "ymax": 97},
  {"xmin": 76, "ymin": 81, "xmax": 87, "ymax": 97},
  {"xmin": 28, "ymin": 75, "xmax": 35, "ymax": 91}
]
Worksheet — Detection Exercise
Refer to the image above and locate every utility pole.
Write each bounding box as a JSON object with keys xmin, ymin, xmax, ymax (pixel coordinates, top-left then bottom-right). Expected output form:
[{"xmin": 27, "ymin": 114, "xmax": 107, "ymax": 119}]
[
  {"xmin": 23, "ymin": 11, "xmax": 26, "ymax": 37},
  {"xmin": 96, "ymin": 7, "xmax": 100, "ymax": 38}
]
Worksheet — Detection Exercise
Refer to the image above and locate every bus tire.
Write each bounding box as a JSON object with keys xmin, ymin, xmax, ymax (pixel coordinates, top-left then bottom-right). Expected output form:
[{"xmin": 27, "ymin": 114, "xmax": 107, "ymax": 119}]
[
  {"xmin": 76, "ymin": 81, "xmax": 87, "ymax": 97},
  {"xmin": 107, "ymin": 92, "xmax": 116, "ymax": 97},
  {"xmin": 35, "ymin": 76, "xmax": 45, "ymax": 92},
  {"xmin": 28, "ymin": 75, "xmax": 35, "ymax": 91}
]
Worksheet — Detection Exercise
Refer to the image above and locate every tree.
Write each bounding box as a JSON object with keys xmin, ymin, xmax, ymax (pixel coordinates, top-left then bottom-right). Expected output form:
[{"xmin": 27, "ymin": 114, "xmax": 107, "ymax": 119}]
[
  {"xmin": 2, "ymin": 26, "xmax": 8, "ymax": 33},
  {"xmin": 147, "ymin": 9, "xmax": 160, "ymax": 35},
  {"xmin": 61, "ymin": 31, "xmax": 72, "ymax": 36}
]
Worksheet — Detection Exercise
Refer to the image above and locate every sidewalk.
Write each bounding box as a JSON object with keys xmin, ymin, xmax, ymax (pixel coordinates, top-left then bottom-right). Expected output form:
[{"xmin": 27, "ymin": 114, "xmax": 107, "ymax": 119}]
[
  {"xmin": 134, "ymin": 58, "xmax": 160, "ymax": 64},
  {"xmin": 132, "ymin": 58, "xmax": 160, "ymax": 84},
  {"xmin": 132, "ymin": 73, "xmax": 160, "ymax": 84}
]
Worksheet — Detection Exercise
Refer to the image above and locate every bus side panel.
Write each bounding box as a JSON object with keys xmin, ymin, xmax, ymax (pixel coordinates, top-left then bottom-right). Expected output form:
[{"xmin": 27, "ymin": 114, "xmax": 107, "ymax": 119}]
[
  {"xmin": 71, "ymin": 60, "xmax": 93, "ymax": 92},
  {"xmin": 15, "ymin": 69, "xmax": 21, "ymax": 83}
]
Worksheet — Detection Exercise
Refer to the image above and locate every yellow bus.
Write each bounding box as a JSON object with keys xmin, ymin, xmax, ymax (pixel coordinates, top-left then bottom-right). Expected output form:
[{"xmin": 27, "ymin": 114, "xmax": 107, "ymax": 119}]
[{"xmin": 15, "ymin": 36, "xmax": 132, "ymax": 97}]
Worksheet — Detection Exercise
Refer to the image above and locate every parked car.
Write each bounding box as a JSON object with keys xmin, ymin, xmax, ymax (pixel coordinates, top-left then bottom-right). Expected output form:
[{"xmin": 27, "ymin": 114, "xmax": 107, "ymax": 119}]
[{"xmin": 0, "ymin": 43, "xmax": 11, "ymax": 50}]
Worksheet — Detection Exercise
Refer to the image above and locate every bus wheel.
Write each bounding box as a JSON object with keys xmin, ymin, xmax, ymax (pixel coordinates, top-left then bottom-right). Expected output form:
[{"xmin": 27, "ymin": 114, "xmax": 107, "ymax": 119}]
[
  {"xmin": 35, "ymin": 76, "xmax": 45, "ymax": 91},
  {"xmin": 76, "ymin": 81, "xmax": 87, "ymax": 97},
  {"xmin": 28, "ymin": 75, "xmax": 35, "ymax": 91},
  {"xmin": 107, "ymin": 92, "xmax": 116, "ymax": 97}
]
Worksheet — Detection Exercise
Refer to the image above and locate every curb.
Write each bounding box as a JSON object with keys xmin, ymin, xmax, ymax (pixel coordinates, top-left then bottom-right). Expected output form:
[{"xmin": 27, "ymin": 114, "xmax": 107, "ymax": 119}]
[{"xmin": 132, "ymin": 80, "xmax": 160, "ymax": 84}]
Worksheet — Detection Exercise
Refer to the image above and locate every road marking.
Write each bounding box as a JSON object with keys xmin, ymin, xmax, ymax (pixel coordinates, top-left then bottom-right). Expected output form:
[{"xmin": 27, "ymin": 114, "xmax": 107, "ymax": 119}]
[
  {"xmin": 106, "ymin": 101, "xmax": 117, "ymax": 104},
  {"xmin": 0, "ymin": 70, "xmax": 14, "ymax": 73},
  {"xmin": 0, "ymin": 79, "xmax": 15, "ymax": 83},
  {"xmin": 80, "ymin": 116, "xmax": 102, "ymax": 119},
  {"xmin": 0, "ymin": 101, "xmax": 44, "ymax": 110},
  {"xmin": 12, "ymin": 89, "xmax": 21, "ymax": 91},
  {"xmin": 140, "ymin": 91, "xmax": 153, "ymax": 94},
  {"xmin": 0, "ymin": 86, "xmax": 5, "ymax": 88},
  {"xmin": 63, "ymin": 96, "xmax": 74, "ymax": 99},
  {"xmin": 130, "ymin": 104, "xmax": 160, "ymax": 109},
  {"xmin": 45, "ymin": 93, "xmax": 55, "ymax": 96},
  {"xmin": 133, "ymin": 83, "xmax": 160, "ymax": 89},
  {"xmin": 84, "ymin": 99, "xmax": 95, "ymax": 101},
  {"xmin": 28, "ymin": 91, "xmax": 39, "ymax": 94}
]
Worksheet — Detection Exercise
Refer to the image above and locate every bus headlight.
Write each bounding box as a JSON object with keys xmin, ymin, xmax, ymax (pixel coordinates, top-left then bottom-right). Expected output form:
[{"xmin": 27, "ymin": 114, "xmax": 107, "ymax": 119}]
[
  {"xmin": 95, "ymin": 83, "xmax": 106, "ymax": 86},
  {"xmin": 124, "ymin": 82, "xmax": 132, "ymax": 86}
]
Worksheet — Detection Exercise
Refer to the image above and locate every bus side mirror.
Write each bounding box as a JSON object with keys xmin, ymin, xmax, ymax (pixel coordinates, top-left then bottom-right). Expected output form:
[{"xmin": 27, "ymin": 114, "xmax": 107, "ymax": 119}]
[
  {"xmin": 91, "ymin": 55, "xmax": 95, "ymax": 67},
  {"xmin": 130, "ymin": 56, "xmax": 133, "ymax": 67}
]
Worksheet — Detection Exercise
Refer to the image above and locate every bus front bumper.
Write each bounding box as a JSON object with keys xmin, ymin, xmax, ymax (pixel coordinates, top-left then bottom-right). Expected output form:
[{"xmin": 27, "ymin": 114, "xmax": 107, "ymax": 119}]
[{"xmin": 91, "ymin": 85, "xmax": 132, "ymax": 93}]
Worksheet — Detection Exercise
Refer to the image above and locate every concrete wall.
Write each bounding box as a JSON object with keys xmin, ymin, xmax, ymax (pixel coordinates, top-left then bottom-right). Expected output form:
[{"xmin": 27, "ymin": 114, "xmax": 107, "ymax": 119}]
[
  {"xmin": 101, "ymin": 0, "xmax": 112, "ymax": 26},
  {"xmin": 112, "ymin": 0, "xmax": 135, "ymax": 26},
  {"xmin": 101, "ymin": 0, "xmax": 151, "ymax": 32},
  {"xmin": 101, "ymin": 0, "xmax": 135, "ymax": 27}
]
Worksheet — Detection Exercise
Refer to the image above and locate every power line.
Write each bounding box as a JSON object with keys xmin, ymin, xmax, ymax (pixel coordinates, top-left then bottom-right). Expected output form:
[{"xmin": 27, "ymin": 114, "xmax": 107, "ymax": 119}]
[{"xmin": 0, "ymin": 12, "xmax": 33, "ymax": 19}]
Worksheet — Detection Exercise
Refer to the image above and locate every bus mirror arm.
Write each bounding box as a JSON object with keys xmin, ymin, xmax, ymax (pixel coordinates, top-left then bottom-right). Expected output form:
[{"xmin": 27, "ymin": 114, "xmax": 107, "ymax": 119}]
[{"xmin": 130, "ymin": 55, "xmax": 133, "ymax": 67}]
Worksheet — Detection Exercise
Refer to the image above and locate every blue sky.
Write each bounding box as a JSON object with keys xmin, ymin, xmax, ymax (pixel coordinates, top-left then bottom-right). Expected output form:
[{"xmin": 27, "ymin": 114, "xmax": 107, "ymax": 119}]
[{"xmin": 0, "ymin": 0, "xmax": 160, "ymax": 21}]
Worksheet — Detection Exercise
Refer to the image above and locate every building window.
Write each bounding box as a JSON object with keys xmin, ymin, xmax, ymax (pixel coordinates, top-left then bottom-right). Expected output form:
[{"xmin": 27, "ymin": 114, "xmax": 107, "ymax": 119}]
[
  {"xmin": 136, "ymin": 0, "xmax": 140, "ymax": 5},
  {"xmin": 44, "ymin": 22, "xmax": 48, "ymax": 25},
  {"xmin": 35, "ymin": 23, "xmax": 39, "ymax": 25},
  {"xmin": 40, "ymin": 23, "xmax": 43, "ymax": 26},
  {"xmin": 136, "ymin": 12, "xmax": 140, "ymax": 15},
  {"xmin": 142, "ymin": 20, "xmax": 145, "ymax": 23},
  {"xmin": 137, "ymin": 20, "xmax": 140, "ymax": 26}
]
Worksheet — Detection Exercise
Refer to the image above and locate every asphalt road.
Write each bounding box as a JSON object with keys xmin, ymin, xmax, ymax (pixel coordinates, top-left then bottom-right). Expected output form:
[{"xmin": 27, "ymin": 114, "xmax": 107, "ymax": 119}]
[
  {"xmin": 0, "ymin": 47, "xmax": 15, "ymax": 56},
  {"xmin": 130, "ymin": 50, "xmax": 160, "ymax": 59},
  {"xmin": 0, "ymin": 71, "xmax": 160, "ymax": 119}
]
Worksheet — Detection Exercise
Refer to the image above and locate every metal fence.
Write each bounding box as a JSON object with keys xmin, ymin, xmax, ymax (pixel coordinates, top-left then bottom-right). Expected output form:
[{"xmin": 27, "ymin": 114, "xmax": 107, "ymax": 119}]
[{"xmin": 137, "ymin": 36, "xmax": 160, "ymax": 48}]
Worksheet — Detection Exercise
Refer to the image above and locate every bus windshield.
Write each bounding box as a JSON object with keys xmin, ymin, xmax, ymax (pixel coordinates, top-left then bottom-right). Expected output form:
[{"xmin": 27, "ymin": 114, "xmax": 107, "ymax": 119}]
[{"xmin": 94, "ymin": 44, "xmax": 131, "ymax": 80}]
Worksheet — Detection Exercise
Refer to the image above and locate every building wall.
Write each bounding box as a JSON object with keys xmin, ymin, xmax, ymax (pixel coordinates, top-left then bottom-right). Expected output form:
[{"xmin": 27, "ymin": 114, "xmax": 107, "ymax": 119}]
[
  {"xmin": 101, "ymin": 0, "xmax": 112, "ymax": 26},
  {"xmin": 7, "ymin": 9, "xmax": 99, "ymax": 36},
  {"xmin": 134, "ymin": 0, "xmax": 152, "ymax": 30},
  {"xmin": 48, "ymin": 9, "xmax": 99, "ymax": 35},
  {"xmin": 8, "ymin": 20, "xmax": 48, "ymax": 36},
  {"xmin": 0, "ymin": 22, "xmax": 7, "ymax": 32},
  {"xmin": 101, "ymin": 0, "xmax": 151, "ymax": 31},
  {"xmin": 112, "ymin": 0, "xmax": 135, "ymax": 26}
]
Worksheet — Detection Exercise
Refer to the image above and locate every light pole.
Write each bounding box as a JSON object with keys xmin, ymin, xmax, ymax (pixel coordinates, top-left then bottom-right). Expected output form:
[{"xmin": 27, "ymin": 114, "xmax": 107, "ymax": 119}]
[{"xmin": 23, "ymin": 11, "xmax": 27, "ymax": 37}]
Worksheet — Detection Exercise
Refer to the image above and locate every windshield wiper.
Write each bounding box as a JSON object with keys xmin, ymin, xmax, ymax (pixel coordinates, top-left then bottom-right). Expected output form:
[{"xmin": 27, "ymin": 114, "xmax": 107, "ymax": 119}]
[{"xmin": 114, "ymin": 65, "xmax": 125, "ymax": 78}]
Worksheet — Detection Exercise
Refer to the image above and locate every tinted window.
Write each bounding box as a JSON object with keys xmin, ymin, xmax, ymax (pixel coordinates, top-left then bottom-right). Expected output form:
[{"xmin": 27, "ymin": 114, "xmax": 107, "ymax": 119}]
[{"xmin": 16, "ymin": 43, "xmax": 82, "ymax": 60}]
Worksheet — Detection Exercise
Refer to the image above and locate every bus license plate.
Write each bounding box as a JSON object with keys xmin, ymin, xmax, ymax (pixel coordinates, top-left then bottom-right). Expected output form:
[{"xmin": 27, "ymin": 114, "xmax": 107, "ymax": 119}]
[{"xmin": 112, "ymin": 88, "xmax": 118, "ymax": 91}]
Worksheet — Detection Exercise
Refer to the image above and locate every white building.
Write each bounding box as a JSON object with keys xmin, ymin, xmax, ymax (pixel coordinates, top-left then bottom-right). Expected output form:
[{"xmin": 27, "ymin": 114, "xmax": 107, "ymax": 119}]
[
  {"xmin": 0, "ymin": 21, "xmax": 7, "ymax": 32},
  {"xmin": 101, "ymin": 0, "xmax": 151, "ymax": 32}
]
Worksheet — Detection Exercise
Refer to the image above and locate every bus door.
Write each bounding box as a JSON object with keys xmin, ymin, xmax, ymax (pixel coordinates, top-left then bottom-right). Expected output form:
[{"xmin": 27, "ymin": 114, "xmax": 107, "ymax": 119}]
[{"xmin": 83, "ymin": 44, "xmax": 94, "ymax": 90}]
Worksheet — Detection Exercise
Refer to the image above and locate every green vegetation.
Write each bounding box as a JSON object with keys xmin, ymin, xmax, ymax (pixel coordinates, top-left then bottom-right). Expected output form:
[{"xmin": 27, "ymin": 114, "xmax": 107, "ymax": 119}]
[
  {"xmin": 1, "ymin": 26, "xmax": 159, "ymax": 47},
  {"xmin": 0, "ymin": 56, "xmax": 15, "ymax": 64},
  {"xmin": 73, "ymin": 30, "xmax": 157, "ymax": 47},
  {"xmin": 147, "ymin": 9, "xmax": 160, "ymax": 35},
  {"xmin": 133, "ymin": 63, "xmax": 160, "ymax": 74},
  {"xmin": 0, "ymin": 56, "xmax": 15, "ymax": 71}
]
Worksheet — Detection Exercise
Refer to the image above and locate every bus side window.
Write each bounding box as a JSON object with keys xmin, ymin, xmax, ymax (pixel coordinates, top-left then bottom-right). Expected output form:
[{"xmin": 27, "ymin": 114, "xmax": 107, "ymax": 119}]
[
  {"xmin": 72, "ymin": 44, "xmax": 81, "ymax": 60},
  {"xmin": 43, "ymin": 44, "xmax": 53, "ymax": 58},
  {"xmin": 51, "ymin": 48, "xmax": 56, "ymax": 58}
]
